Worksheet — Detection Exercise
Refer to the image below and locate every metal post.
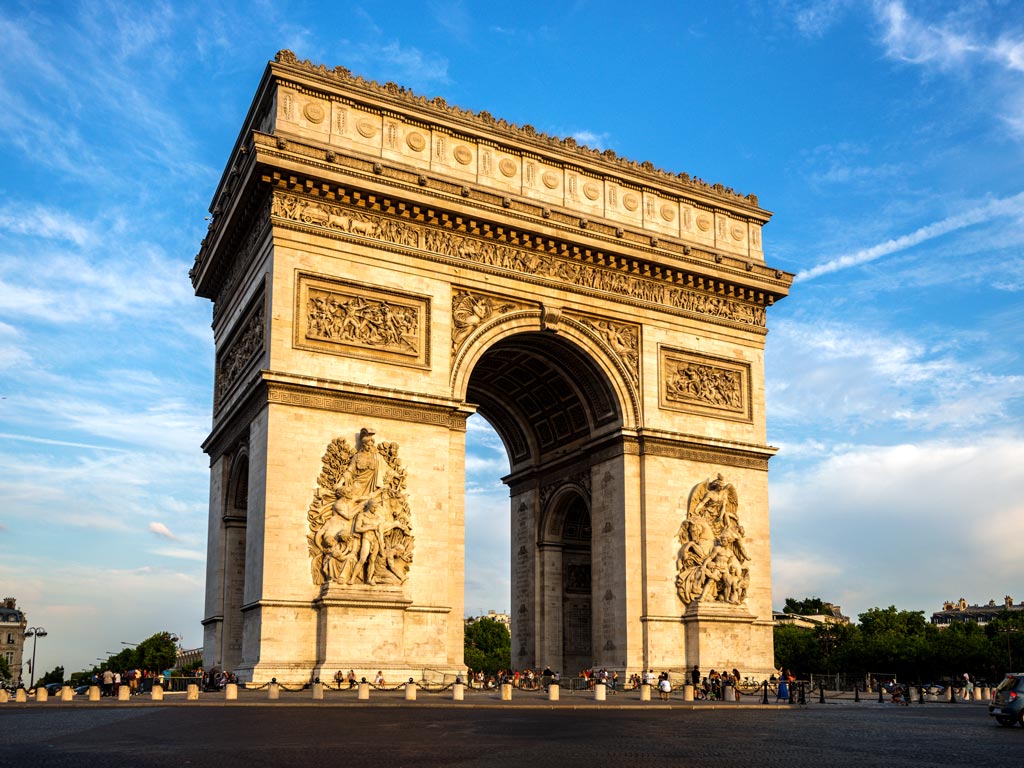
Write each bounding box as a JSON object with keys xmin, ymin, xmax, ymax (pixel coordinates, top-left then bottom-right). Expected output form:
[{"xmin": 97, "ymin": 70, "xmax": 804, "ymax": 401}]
[
  {"xmin": 819, "ymin": 681, "xmax": 825, "ymax": 704},
  {"xmin": 23, "ymin": 627, "xmax": 47, "ymax": 689},
  {"xmin": 762, "ymin": 680, "xmax": 769, "ymax": 705},
  {"xmin": 798, "ymin": 681, "xmax": 806, "ymax": 705},
  {"xmin": 854, "ymin": 681, "xmax": 860, "ymax": 702},
  {"xmin": 878, "ymin": 684, "xmax": 884, "ymax": 703}
]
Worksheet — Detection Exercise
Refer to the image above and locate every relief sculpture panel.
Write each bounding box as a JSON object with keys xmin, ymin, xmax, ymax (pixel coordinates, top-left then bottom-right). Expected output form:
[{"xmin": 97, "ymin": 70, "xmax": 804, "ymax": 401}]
[
  {"xmin": 450, "ymin": 288, "xmax": 529, "ymax": 353},
  {"xmin": 294, "ymin": 272, "xmax": 430, "ymax": 367},
  {"xmin": 676, "ymin": 474, "xmax": 750, "ymax": 606},
  {"xmin": 568, "ymin": 313, "xmax": 640, "ymax": 390},
  {"xmin": 214, "ymin": 288, "xmax": 265, "ymax": 411},
  {"xmin": 271, "ymin": 189, "xmax": 767, "ymax": 329},
  {"xmin": 659, "ymin": 346, "xmax": 751, "ymax": 422},
  {"xmin": 307, "ymin": 428, "xmax": 414, "ymax": 587}
]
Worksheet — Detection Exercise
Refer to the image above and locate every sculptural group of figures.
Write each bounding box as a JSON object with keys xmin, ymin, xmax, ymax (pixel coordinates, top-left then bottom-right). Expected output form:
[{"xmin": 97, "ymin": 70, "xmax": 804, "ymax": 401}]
[
  {"xmin": 307, "ymin": 428, "xmax": 414, "ymax": 587},
  {"xmin": 307, "ymin": 290, "xmax": 417, "ymax": 352},
  {"xmin": 665, "ymin": 361, "xmax": 742, "ymax": 409},
  {"xmin": 676, "ymin": 474, "xmax": 750, "ymax": 606}
]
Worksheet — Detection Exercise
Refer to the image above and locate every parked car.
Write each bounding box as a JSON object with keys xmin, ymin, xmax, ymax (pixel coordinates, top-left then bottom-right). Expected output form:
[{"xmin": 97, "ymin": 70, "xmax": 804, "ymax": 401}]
[{"xmin": 989, "ymin": 672, "xmax": 1024, "ymax": 727}]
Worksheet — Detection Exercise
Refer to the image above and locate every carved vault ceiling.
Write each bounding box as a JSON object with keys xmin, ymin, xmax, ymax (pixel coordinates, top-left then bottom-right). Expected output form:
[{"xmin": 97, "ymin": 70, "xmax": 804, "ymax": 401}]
[{"xmin": 466, "ymin": 332, "xmax": 620, "ymax": 468}]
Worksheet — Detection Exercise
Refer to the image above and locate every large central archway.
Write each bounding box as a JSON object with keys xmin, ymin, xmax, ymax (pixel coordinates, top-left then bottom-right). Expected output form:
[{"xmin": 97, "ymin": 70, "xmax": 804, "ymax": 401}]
[
  {"xmin": 192, "ymin": 51, "xmax": 792, "ymax": 684},
  {"xmin": 463, "ymin": 329, "xmax": 625, "ymax": 671}
]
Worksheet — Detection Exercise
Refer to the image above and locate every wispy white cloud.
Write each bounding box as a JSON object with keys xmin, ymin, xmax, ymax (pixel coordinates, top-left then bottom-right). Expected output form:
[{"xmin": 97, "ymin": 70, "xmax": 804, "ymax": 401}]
[
  {"xmin": 796, "ymin": 191, "xmax": 1024, "ymax": 281},
  {"xmin": 767, "ymin": 318, "xmax": 1024, "ymax": 433},
  {"xmin": 148, "ymin": 522, "xmax": 178, "ymax": 541},
  {"xmin": 791, "ymin": 0, "xmax": 856, "ymax": 37}
]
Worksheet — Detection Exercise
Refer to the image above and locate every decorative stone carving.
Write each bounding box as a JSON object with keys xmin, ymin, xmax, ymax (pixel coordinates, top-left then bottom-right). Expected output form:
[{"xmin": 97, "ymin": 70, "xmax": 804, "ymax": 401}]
[
  {"xmin": 272, "ymin": 190, "xmax": 766, "ymax": 328},
  {"xmin": 571, "ymin": 314, "xmax": 640, "ymax": 389},
  {"xmin": 666, "ymin": 361, "xmax": 740, "ymax": 409},
  {"xmin": 307, "ymin": 428, "xmax": 414, "ymax": 587},
  {"xmin": 453, "ymin": 145, "xmax": 473, "ymax": 165},
  {"xmin": 294, "ymin": 272, "xmax": 430, "ymax": 367},
  {"xmin": 303, "ymin": 102, "xmax": 325, "ymax": 124},
  {"xmin": 676, "ymin": 474, "xmax": 750, "ymax": 606},
  {"xmin": 214, "ymin": 291, "xmax": 265, "ymax": 411},
  {"xmin": 660, "ymin": 347, "xmax": 751, "ymax": 421},
  {"xmin": 451, "ymin": 289, "xmax": 521, "ymax": 352},
  {"xmin": 272, "ymin": 49, "xmax": 764, "ymax": 207}
]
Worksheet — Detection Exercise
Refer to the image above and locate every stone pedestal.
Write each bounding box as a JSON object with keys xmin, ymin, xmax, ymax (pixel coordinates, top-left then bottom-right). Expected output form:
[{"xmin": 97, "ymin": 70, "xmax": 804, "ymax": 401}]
[
  {"xmin": 594, "ymin": 683, "xmax": 606, "ymax": 702},
  {"xmin": 358, "ymin": 682, "xmax": 370, "ymax": 700},
  {"xmin": 452, "ymin": 683, "xmax": 464, "ymax": 701},
  {"xmin": 60, "ymin": 685, "xmax": 73, "ymax": 702},
  {"xmin": 187, "ymin": 684, "xmax": 199, "ymax": 700},
  {"xmin": 312, "ymin": 682, "xmax": 324, "ymax": 700},
  {"xmin": 0, "ymin": 689, "xmax": 8, "ymax": 703},
  {"xmin": 268, "ymin": 681, "xmax": 280, "ymax": 700},
  {"xmin": 682, "ymin": 601, "xmax": 760, "ymax": 675},
  {"xmin": 16, "ymin": 689, "xmax": 27, "ymax": 703},
  {"xmin": 500, "ymin": 683, "xmax": 512, "ymax": 701},
  {"xmin": 405, "ymin": 681, "xmax": 417, "ymax": 701},
  {"xmin": 548, "ymin": 684, "xmax": 559, "ymax": 701},
  {"xmin": 225, "ymin": 683, "xmax": 238, "ymax": 700},
  {"xmin": 88, "ymin": 685, "xmax": 100, "ymax": 701},
  {"xmin": 118, "ymin": 686, "xmax": 130, "ymax": 701},
  {"xmin": 640, "ymin": 685, "xmax": 651, "ymax": 702},
  {"xmin": 683, "ymin": 683, "xmax": 694, "ymax": 701},
  {"xmin": 36, "ymin": 688, "xmax": 48, "ymax": 702},
  {"xmin": 151, "ymin": 685, "xmax": 164, "ymax": 701}
]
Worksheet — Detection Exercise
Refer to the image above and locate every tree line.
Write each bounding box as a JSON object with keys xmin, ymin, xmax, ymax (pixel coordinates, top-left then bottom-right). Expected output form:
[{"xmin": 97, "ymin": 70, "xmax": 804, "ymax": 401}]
[{"xmin": 775, "ymin": 599, "xmax": 1024, "ymax": 684}]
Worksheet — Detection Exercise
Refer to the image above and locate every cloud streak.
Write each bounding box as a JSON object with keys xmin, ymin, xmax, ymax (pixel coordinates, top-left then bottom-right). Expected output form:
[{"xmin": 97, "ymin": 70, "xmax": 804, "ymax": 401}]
[{"xmin": 796, "ymin": 192, "xmax": 1024, "ymax": 281}]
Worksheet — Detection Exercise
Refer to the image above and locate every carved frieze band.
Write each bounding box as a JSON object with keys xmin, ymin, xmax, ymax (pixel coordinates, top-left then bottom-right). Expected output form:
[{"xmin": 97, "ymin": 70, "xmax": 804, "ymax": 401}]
[
  {"xmin": 637, "ymin": 437, "xmax": 769, "ymax": 471},
  {"xmin": 659, "ymin": 346, "xmax": 752, "ymax": 423},
  {"xmin": 265, "ymin": 381, "xmax": 468, "ymax": 431},
  {"xmin": 294, "ymin": 271, "xmax": 430, "ymax": 368},
  {"xmin": 214, "ymin": 285, "xmax": 266, "ymax": 413},
  {"xmin": 271, "ymin": 190, "xmax": 766, "ymax": 329}
]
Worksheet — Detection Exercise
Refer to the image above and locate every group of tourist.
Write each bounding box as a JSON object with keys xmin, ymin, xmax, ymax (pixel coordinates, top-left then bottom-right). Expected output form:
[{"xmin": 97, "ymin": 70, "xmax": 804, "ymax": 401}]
[{"xmin": 93, "ymin": 667, "xmax": 156, "ymax": 697}]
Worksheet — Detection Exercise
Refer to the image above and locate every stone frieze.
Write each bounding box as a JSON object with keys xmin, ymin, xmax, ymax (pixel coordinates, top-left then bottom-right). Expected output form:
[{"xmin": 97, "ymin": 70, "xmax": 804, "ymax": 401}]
[{"xmin": 272, "ymin": 190, "xmax": 767, "ymax": 329}]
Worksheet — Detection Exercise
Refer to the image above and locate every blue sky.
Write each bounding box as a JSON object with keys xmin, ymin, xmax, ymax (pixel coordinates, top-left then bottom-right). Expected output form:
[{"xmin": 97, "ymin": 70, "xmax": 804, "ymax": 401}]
[{"xmin": 1, "ymin": 0, "xmax": 1022, "ymax": 678}]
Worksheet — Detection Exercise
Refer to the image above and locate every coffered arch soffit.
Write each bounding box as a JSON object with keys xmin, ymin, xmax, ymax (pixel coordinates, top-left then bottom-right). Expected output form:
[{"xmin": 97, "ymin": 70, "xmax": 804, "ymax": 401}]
[{"xmin": 457, "ymin": 322, "xmax": 631, "ymax": 469}]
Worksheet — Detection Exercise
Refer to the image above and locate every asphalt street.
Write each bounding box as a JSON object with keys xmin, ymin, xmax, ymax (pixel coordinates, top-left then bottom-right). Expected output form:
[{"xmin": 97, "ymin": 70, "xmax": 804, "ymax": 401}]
[{"xmin": 0, "ymin": 695, "xmax": 1016, "ymax": 768}]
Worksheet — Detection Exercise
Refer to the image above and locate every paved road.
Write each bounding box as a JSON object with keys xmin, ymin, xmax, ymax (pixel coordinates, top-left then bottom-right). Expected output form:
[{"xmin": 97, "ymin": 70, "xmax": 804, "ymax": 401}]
[{"xmin": 1, "ymin": 699, "xmax": 1016, "ymax": 767}]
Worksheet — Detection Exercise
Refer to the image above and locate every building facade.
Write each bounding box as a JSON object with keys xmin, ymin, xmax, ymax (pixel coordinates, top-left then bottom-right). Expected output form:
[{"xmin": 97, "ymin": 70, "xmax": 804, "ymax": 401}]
[
  {"xmin": 931, "ymin": 596, "xmax": 1023, "ymax": 627},
  {"xmin": 0, "ymin": 598, "xmax": 27, "ymax": 684}
]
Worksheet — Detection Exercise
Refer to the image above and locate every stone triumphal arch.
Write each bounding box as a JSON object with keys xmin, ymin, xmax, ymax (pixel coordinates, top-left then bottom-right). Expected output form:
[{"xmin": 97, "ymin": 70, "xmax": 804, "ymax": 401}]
[{"xmin": 191, "ymin": 51, "xmax": 792, "ymax": 684}]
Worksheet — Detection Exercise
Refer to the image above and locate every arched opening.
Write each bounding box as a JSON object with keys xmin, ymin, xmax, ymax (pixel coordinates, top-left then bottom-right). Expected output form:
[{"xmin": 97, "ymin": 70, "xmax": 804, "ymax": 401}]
[
  {"xmin": 222, "ymin": 451, "xmax": 248, "ymax": 673},
  {"xmin": 462, "ymin": 330, "xmax": 623, "ymax": 675}
]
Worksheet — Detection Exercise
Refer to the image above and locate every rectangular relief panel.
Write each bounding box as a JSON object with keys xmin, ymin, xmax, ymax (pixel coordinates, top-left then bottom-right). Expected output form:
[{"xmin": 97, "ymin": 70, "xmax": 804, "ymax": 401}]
[
  {"xmin": 294, "ymin": 271, "xmax": 430, "ymax": 368},
  {"xmin": 214, "ymin": 281, "xmax": 267, "ymax": 413},
  {"xmin": 658, "ymin": 345, "xmax": 752, "ymax": 423}
]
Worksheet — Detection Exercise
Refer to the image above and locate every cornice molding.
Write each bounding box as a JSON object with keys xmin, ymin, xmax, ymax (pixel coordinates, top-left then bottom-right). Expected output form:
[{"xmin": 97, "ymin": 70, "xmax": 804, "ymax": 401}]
[{"xmin": 271, "ymin": 50, "xmax": 766, "ymax": 214}]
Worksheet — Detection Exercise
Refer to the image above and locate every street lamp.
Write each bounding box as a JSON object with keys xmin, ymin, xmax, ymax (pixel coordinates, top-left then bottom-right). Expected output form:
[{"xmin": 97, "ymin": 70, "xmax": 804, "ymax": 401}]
[{"xmin": 24, "ymin": 627, "xmax": 47, "ymax": 689}]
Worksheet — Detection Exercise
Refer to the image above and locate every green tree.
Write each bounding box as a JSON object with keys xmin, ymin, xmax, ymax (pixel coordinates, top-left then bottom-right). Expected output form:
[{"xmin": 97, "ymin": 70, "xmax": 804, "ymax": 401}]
[
  {"xmin": 464, "ymin": 618, "xmax": 510, "ymax": 675},
  {"xmin": 37, "ymin": 665, "xmax": 65, "ymax": 686},
  {"xmin": 136, "ymin": 632, "xmax": 178, "ymax": 673},
  {"xmin": 783, "ymin": 596, "xmax": 828, "ymax": 616},
  {"xmin": 773, "ymin": 624, "xmax": 823, "ymax": 676}
]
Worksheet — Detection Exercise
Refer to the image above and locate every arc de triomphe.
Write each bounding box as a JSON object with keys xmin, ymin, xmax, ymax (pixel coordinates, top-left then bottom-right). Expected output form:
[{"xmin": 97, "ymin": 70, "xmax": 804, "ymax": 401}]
[{"xmin": 191, "ymin": 51, "xmax": 792, "ymax": 684}]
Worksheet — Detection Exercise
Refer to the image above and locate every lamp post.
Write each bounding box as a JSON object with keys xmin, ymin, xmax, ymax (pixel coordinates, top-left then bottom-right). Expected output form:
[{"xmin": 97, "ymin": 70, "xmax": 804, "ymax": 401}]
[{"xmin": 24, "ymin": 627, "xmax": 47, "ymax": 689}]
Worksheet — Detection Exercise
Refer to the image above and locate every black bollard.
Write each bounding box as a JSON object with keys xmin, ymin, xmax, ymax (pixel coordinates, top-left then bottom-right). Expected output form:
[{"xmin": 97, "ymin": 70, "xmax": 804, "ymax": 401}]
[
  {"xmin": 918, "ymin": 686, "xmax": 924, "ymax": 704},
  {"xmin": 878, "ymin": 684, "xmax": 884, "ymax": 703},
  {"xmin": 798, "ymin": 681, "xmax": 806, "ymax": 705},
  {"xmin": 819, "ymin": 681, "xmax": 825, "ymax": 704},
  {"xmin": 854, "ymin": 681, "xmax": 860, "ymax": 702},
  {"xmin": 762, "ymin": 680, "xmax": 769, "ymax": 705}
]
